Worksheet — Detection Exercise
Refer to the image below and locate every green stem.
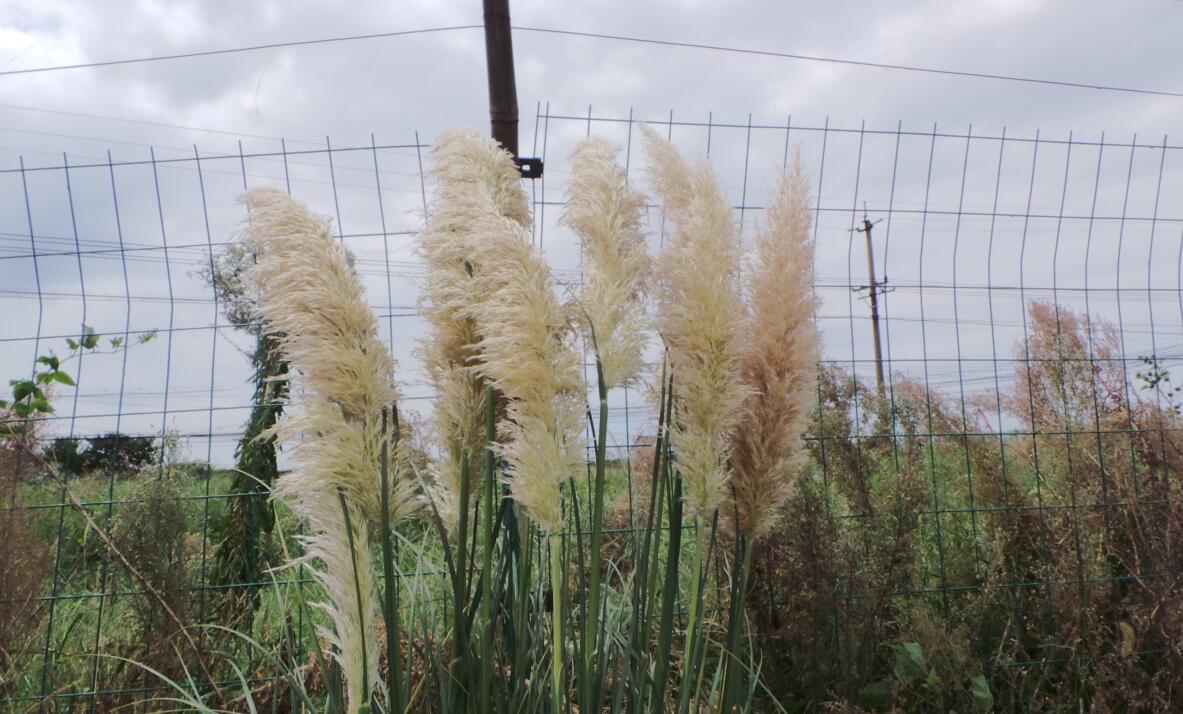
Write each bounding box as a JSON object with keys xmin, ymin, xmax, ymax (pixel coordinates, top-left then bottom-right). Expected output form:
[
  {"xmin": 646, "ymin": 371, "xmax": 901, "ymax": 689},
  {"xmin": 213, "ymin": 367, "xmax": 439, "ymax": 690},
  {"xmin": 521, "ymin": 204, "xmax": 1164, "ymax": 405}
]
[
  {"xmin": 337, "ymin": 489, "xmax": 370, "ymax": 714},
  {"xmin": 721, "ymin": 538, "xmax": 754, "ymax": 712},
  {"xmin": 550, "ymin": 532, "xmax": 565, "ymax": 714},
  {"xmin": 583, "ymin": 368, "xmax": 610, "ymax": 710},
  {"xmin": 626, "ymin": 372, "xmax": 671, "ymax": 707},
  {"xmin": 379, "ymin": 409, "xmax": 402, "ymax": 714},
  {"xmin": 677, "ymin": 515, "xmax": 709, "ymax": 714},
  {"xmin": 453, "ymin": 450, "xmax": 471, "ymax": 710},
  {"xmin": 480, "ymin": 386, "xmax": 496, "ymax": 710},
  {"xmin": 650, "ymin": 473, "xmax": 683, "ymax": 713}
]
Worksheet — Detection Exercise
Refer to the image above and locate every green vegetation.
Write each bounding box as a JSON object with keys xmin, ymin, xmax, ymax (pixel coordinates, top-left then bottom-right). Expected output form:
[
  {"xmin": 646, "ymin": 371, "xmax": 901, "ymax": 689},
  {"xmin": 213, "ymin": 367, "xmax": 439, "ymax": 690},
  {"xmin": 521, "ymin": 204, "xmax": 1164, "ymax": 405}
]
[
  {"xmin": 4, "ymin": 310, "xmax": 1183, "ymax": 711},
  {"xmin": 2, "ymin": 139, "xmax": 1180, "ymax": 713}
]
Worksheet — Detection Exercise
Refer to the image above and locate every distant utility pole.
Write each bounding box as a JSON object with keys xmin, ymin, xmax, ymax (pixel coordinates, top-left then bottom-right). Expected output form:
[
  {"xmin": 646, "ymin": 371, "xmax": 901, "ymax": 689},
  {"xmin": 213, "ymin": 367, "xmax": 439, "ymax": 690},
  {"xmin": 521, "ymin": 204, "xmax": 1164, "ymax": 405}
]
[
  {"xmin": 853, "ymin": 210, "xmax": 888, "ymax": 393},
  {"xmin": 481, "ymin": 0, "xmax": 542, "ymax": 177}
]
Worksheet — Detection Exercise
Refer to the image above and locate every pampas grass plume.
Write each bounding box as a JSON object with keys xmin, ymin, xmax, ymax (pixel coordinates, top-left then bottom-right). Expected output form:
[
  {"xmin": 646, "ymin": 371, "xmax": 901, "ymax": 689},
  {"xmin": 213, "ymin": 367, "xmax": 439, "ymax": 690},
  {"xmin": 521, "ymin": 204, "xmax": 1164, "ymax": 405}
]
[
  {"xmin": 562, "ymin": 137, "xmax": 650, "ymax": 390},
  {"xmin": 432, "ymin": 131, "xmax": 585, "ymax": 534},
  {"xmin": 416, "ymin": 130, "xmax": 529, "ymax": 531},
  {"xmin": 241, "ymin": 188, "xmax": 415, "ymax": 712},
  {"xmin": 728, "ymin": 155, "xmax": 820, "ymax": 539},
  {"xmin": 472, "ymin": 213, "xmax": 586, "ymax": 534},
  {"xmin": 641, "ymin": 126, "xmax": 748, "ymax": 519}
]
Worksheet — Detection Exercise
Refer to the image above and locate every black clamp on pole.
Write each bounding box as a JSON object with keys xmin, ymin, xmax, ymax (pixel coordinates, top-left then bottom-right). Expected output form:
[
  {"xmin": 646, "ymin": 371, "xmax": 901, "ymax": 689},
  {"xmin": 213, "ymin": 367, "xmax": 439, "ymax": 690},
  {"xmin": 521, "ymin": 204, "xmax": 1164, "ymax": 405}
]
[{"xmin": 483, "ymin": 0, "xmax": 542, "ymax": 178}]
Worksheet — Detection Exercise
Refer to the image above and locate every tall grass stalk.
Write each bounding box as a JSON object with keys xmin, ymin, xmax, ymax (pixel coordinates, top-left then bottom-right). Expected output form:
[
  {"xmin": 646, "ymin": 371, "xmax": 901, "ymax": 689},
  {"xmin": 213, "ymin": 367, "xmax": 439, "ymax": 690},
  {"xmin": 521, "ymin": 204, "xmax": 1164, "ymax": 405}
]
[
  {"xmin": 450, "ymin": 131, "xmax": 585, "ymax": 712},
  {"xmin": 242, "ymin": 188, "xmax": 417, "ymax": 713},
  {"xmin": 479, "ymin": 385, "xmax": 496, "ymax": 710},
  {"xmin": 417, "ymin": 130, "xmax": 527, "ymax": 534},
  {"xmin": 378, "ymin": 408, "xmax": 403, "ymax": 713},
  {"xmin": 641, "ymin": 125, "xmax": 749, "ymax": 711},
  {"xmin": 548, "ymin": 532, "xmax": 565, "ymax": 714},
  {"xmin": 718, "ymin": 156, "xmax": 818, "ymax": 703},
  {"xmin": 727, "ymin": 153, "xmax": 818, "ymax": 540},
  {"xmin": 563, "ymin": 136, "xmax": 650, "ymax": 713}
]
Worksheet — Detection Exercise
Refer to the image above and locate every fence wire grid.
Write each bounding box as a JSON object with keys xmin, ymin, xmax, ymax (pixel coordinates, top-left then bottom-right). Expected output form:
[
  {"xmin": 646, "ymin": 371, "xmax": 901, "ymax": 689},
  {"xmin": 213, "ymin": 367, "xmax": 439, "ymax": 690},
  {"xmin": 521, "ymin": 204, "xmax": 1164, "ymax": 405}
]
[{"xmin": 3, "ymin": 105, "xmax": 1183, "ymax": 709}]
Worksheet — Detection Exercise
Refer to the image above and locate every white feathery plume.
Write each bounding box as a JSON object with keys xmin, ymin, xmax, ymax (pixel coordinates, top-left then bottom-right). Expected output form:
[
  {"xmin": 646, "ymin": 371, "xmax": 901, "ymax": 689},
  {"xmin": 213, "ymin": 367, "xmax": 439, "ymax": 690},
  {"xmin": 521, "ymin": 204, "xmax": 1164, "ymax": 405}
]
[
  {"xmin": 241, "ymin": 187, "xmax": 415, "ymax": 713},
  {"xmin": 562, "ymin": 137, "xmax": 651, "ymax": 390},
  {"xmin": 416, "ymin": 129, "xmax": 528, "ymax": 530},
  {"xmin": 641, "ymin": 126, "xmax": 749, "ymax": 519},
  {"xmin": 728, "ymin": 155, "xmax": 820, "ymax": 539},
  {"xmin": 471, "ymin": 210, "xmax": 586, "ymax": 533},
  {"xmin": 425, "ymin": 131, "xmax": 586, "ymax": 534}
]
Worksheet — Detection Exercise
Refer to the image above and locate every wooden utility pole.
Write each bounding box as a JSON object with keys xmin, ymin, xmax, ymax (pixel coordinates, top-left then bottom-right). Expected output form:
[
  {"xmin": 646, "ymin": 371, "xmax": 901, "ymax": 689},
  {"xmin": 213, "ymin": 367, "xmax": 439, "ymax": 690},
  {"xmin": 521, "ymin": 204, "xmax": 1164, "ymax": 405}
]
[
  {"xmin": 854, "ymin": 213, "xmax": 887, "ymax": 393},
  {"xmin": 482, "ymin": 0, "xmax": 518, "ymax": 157},
  {"xmin": 481, "ymin": 0, "xmax": 542, "ymax": 176}
]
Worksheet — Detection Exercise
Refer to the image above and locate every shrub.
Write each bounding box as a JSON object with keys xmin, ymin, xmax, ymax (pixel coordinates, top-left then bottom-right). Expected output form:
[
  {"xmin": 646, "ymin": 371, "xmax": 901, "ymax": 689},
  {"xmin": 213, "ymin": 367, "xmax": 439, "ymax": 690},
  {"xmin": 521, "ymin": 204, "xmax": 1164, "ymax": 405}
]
[
  {"xmin": 0, "ymin": 438, "xmax": 50, "ymax": 696},
  {"xmin": 110, "ymin": 475, "xmax": 196, "ymax": 680}
]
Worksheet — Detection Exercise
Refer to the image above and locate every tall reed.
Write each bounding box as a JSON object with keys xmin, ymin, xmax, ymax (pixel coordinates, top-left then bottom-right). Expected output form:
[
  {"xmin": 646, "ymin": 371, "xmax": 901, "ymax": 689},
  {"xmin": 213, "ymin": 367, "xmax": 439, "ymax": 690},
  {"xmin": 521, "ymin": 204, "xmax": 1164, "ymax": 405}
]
[
  {"xmin": 720, "ymin": 156, "xmax": 819, "ymax": 708},
  {"xmin": 640, "ymin": 127, "xmax": 749, "ymax": 707},
  {"xmin": 470, "ymin": 177, "xmax": 586, "ymax": 714},
  {"xmin": 417, "ymin": 130, "xmax": 530, "ymax": 533},
  {"xmin": 421, "ymin": 129, "xmax": 586, "ymax": 713},
  {"xmin": 562, "ymin": 136, "xmax": 650, "ymax": 711},
  {"xmin": 563, "ymin": 136, "xmax": 650, "ymax": 392},
  {"xmin": 242, "ymin": 188, "xmax": 417, "ymax": 713},
  {"xmin": 728, "ymin": 154, "xmax": 819, "ymax": 541},
  {"xmin": 641, "ymin": 126, "xmax": 748, "ymax": 521},
  {"xmin": 136, "ymin": 133, "xmax": 816, "ymax": 714}
]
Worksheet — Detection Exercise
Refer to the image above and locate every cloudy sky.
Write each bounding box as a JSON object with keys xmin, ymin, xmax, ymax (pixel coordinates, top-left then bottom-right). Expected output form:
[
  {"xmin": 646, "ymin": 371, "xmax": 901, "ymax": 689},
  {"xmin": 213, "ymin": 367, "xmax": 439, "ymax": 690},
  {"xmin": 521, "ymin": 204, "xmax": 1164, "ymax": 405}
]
[{"xmin": 1, "ymin": 0, "xmax": 1181, "ymax": 464}]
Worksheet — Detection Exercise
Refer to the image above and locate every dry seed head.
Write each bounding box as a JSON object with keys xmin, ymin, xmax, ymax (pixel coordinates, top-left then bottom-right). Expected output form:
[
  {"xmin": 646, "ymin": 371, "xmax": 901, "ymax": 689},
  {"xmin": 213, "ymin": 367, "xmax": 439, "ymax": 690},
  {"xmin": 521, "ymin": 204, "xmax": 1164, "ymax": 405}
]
[
  {"xmin": 240, "ymin": 187, "xmax": 414, "ymax": 712},
  {"xmin": 728, "ymin": 155, "xmax": 820, "ymax": 539},
  {"xmin": 562, "ymin": 137, "xmax": 651, "ymax": 390},
  {"xmin": 641, "ymin": 126, "xmax": 749, "ymax": 518},
  {"xmin": 299, "ymin": 492, "xmax": 381, "ymax": 713},
  {"xmin": 416, "ymin": 130, "xmax": 527, "ymax": 530},
  {"xmin": 464, "ymin": 193, "xmax": 586, "ymax": 534}
]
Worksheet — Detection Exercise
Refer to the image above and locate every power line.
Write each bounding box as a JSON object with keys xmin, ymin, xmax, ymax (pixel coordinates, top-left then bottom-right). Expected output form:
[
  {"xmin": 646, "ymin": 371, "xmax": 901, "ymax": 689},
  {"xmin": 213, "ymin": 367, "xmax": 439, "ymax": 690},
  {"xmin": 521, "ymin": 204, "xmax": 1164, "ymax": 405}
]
[
  {"xmin": 0, "ymin": 24, "xmax": 482, "ymax": 77},
  {"xmin": 0, "ymin": 23, "xmax": 1178, "ymax": 100},
  {"xmin": 512, "ymin": 26, "xmax": 1183, "ymax": 100},
  {"xmin": 0, "ymin": 101, "xmax": 324, "ymax": 145}
]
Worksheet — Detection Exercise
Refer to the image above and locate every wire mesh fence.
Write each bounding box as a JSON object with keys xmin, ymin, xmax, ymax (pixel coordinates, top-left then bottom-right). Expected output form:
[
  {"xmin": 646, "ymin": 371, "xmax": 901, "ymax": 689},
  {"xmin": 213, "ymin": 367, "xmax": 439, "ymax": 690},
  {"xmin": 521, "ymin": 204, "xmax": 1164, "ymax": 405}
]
[{"xmin": 3, "ymin": 105, "xmax": 1182, "ymax": 709}]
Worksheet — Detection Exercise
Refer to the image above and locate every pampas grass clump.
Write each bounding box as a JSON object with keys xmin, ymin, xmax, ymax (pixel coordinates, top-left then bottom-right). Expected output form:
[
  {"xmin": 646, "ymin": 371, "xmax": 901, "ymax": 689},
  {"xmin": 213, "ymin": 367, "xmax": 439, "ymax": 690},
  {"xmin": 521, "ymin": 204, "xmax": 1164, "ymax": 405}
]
[
  {"xmin": 727, "ymin": 156, "xmax": 819, "ymax": 539},
  {"xmin": 447, "ymin": 135, "xmax": 586, "ymax": 534},
  {"xmin": 420, "ymin": 130, "xmax": 584, "ymax": 534},
  {"xmin": 417, "ymin": 130, "xmax": 529, "ymax": 531},
  {"xmin": 242, "ymin": 188, "xmax": 416, "ymax": 713},
  {"xmin": 641, "ymin": 126, "xmax": 748, "ymax": 519},
  {"xmin": 472, "ymin": 218, "xmax": 587, "ymax": 533},
  {"xmin": 562, "ymin": 137, "xmax": 651, "ymax": 390}
]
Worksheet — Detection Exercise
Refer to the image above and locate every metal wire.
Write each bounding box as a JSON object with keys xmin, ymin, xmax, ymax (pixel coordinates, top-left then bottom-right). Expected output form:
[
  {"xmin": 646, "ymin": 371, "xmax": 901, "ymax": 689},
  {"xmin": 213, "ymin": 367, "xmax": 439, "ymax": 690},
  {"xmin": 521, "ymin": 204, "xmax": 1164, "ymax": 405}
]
[{"xmin": 2, "ymin": 109, "xmax": 1182, "ymax": 707}]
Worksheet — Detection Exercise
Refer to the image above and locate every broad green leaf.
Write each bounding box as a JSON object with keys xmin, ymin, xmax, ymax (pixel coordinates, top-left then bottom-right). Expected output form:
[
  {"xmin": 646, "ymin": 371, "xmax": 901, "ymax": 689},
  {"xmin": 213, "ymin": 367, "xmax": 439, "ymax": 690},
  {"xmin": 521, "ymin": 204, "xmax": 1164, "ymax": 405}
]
[
  {"xmin": 856, "ymin": 679, "xmax": 892, "ymax": 711},
  {"xmin": 109, "ymin": 337, "xmax": 123, "ymax": 348},
  {"xmin": 65, "ymin": 338, "xmax": 79, "ymax": 350},
  {"xmin": 970, "ymin": 675, "xmax": 994, "ymax": 712},
  {"xmin": 11, "ymin": 380, "xmax": 34, "ymax": 402},
  {"xmin": 81, "ymin": 326, "xmax": 100, "ymax": 350},
  {"xmin": 894, "ymin": 642, "xmax": 928, "ymax": 683},
  {"xmin": 51, "ymin": 371, "xmax": 76, "ymax": 387},
  {"xmin": 36, "ymin": 355, "xmax": 60, "ymax": 370}
]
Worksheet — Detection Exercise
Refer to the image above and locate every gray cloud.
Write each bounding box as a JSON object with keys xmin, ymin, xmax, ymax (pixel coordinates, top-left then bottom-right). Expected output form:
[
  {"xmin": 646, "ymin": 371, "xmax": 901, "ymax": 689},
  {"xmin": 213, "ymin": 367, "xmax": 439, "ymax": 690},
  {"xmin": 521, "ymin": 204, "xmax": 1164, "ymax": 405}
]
[{"xmin": 1, "ymin": 0, "xmax": 1181, "ymax": 463}]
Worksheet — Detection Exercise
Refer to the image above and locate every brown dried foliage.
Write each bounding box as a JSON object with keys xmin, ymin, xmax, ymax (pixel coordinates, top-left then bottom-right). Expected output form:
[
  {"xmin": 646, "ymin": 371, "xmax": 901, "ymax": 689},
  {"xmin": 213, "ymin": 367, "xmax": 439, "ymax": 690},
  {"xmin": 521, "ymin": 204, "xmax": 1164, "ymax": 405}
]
[
  {"xmin": 748, "ymin": 300, "xmax": 1183, "ymax": 712},
  {"xmin": 0, "ymin": 433, "xmax": 50, "ymax": 695}
]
